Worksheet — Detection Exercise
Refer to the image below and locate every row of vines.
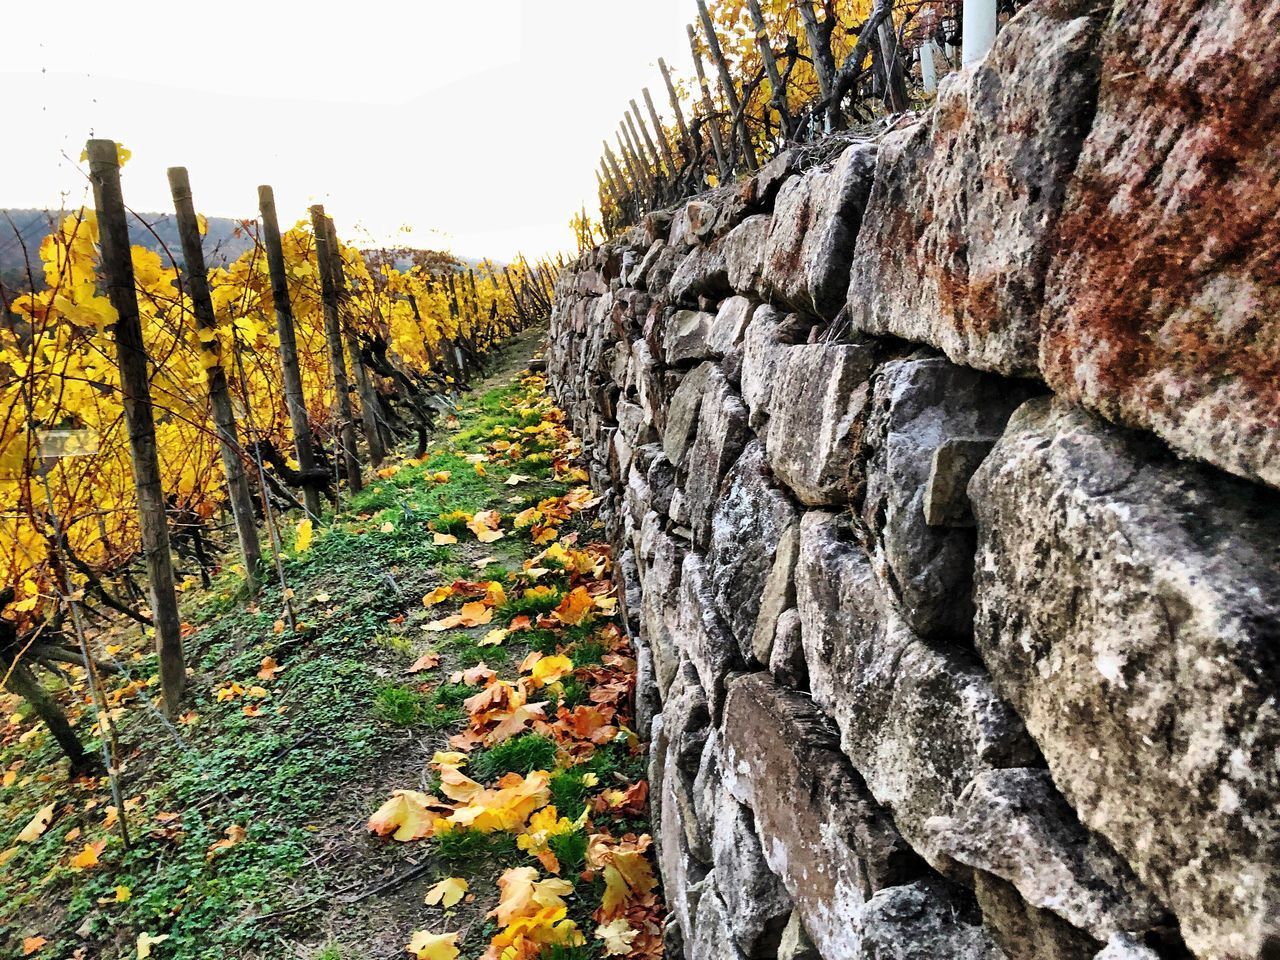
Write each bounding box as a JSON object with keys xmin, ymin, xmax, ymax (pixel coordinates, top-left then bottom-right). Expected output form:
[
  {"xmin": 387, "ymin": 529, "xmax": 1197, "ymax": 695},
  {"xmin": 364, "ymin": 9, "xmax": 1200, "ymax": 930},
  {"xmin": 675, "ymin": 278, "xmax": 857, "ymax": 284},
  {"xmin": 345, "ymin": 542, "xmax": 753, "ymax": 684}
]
[
  {"xmin": 0, "ymin": 142, "xmax": 553, "ymax": 767},
  {"xmin": 584, "ymin": 0, "xmax": 1028, "ymax": 235}
]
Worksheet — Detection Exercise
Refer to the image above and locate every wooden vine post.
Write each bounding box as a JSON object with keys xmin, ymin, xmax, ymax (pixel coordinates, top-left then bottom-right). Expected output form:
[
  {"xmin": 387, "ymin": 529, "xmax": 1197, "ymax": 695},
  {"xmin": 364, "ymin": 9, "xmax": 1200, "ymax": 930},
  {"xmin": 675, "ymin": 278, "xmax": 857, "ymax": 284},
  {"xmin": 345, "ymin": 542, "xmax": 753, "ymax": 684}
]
[
  {"xmin": 695, "ymin": 0, "xmax": 758, "ymax": 171},
  {"xmin": 86, "ymin": 139, "xmax": 186, "ymax": 714},
  {"xmin": 167, "ymin": 167, "xmax": 263, "ymax": 592},
  {"xmin": 687, "ymin": 24, "xmax": 731, "ymax": 181},
  {"xmin": 745, "ymin": 0, "xmax": 794, "ymax": 140},
  {"xmin": 630, "ymin": 98, "xmax": 666, "ymax": 180},
  {"xmin": 309, "ymin": 204, "xmax": 363, "ymax": 494},
  {"xmin": 258, "ymin": 185, "xmax": 323, "ymax": 517},
  {"xmin": 321, "ymin": 215, "xmax": 385, "ymax": 467},
  {"xmin": 658, "ymin": 58, "xmax": 695, "ymax": 163},
  {"xmin": 642, "ymin": 87, "xmax": 678, "ymax": 178},
  {"xmin": 798, "ymin": 0, "xmax": 837, "ymax": 118}
]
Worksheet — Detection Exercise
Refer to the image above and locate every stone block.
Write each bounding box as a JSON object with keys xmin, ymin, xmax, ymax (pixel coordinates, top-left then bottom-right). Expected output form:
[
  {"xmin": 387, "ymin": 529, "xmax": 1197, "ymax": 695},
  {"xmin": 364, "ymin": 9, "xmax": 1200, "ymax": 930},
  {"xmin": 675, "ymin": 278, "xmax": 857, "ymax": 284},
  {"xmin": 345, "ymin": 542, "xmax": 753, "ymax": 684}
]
[
  {"xmin": 971, "ymin": 396, "xmax": 1280, "ymax": 959},
  {"xmin": 847, "ymin": 0, "xmax": 1108, "ymax": 376}
]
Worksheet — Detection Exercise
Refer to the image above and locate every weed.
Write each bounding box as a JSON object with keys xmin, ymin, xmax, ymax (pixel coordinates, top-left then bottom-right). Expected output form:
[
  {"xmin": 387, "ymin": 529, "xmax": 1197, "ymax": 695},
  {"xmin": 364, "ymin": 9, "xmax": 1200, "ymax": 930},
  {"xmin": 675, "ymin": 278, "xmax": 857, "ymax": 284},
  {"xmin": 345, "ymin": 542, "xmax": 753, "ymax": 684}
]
[
  {"xmin": 548, "ymin": 768, "xmax": 594, "ymax": 821},
  {"xmin": 373, "ymin": 684, "xmax": 426, "ymax": 726},
  {"xmin": 547, "ymin": 828, "xmax": 589, "ymax": 874},
  {"xmin": 569, "ymin": 639, "xmax": 605, "ymax": 668},
  {"xmin": 433, "ymin": 828, "xmax": 520, "ymax": 871},
  {"xmin": 469, "ymin": 734, "xmax": 558, "ymax": 781}
]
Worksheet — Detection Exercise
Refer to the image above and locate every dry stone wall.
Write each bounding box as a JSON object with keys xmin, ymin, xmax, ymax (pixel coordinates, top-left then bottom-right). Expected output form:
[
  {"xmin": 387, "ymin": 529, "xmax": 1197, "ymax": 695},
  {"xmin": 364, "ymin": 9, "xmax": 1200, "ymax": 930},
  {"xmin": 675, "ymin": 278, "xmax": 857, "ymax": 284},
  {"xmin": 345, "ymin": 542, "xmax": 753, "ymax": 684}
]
[{"xmin": 547, "ymin": 4, "xmax": 1280, "ymax": 958}]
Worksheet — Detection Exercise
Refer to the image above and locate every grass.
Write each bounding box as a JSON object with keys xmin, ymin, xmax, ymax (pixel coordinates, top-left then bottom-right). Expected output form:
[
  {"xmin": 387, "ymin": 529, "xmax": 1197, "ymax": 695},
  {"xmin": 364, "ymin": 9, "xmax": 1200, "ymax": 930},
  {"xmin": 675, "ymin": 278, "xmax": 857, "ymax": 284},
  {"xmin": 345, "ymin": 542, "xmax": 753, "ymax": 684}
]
[
  {"xmin": 373, "ymin": 684, "xmax": 429, "ymax": 726},
  {"xmin": 547, "ymin": 828, "xmax": 589, "ymax": 874},
  {"xmin": 433, "ymin": 828, "xmax": 520, "ymax": 872},
  {"xmin": 469, "ymin": 734, "xmax": 558, "ymax": 781},
  {"xmin": 0, "ymin": 343, "xmax": 644, "ymax": 959}
]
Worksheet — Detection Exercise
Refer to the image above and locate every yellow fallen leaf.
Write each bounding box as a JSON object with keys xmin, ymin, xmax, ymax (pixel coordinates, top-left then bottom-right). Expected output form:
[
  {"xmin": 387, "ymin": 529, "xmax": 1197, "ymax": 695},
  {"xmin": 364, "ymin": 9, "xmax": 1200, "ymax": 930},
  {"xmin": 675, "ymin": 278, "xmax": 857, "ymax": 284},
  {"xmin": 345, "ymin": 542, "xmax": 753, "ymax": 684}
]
[
  {"xmin": 553, "ymin": 587, "xmax": 595, "ymax": 626},
  {"xmin": 293, "ymin": 518, "xmax": 313, "ymax": 553},
  {"xmin": 69, "ymin": 840, "xmax": 105, "ymax": 869},
  {"xmin": 17, "ymin": 802, "xmax": 55, "ymax": 843},
  {"xmin": 424, "ymin": 876, "xmax": 468, "ymax": 908},
  {"xmin": 433, "ymin": 532, "xmax": 458, "ymax": 545},
  {"xmin": 136, "ymin": 932, "xmax": 169, "ymax": 959},
  {"xmin": 367, "ymin": 791, "xmax": 439, "ymax": 841},
  {"xmin": 380, "ymin": 521, "xmax": 395, "ymax": 533},
  {"xmin": 406, "ymin": 931, "xmax": 458, "ymax": 960},
  {"xmin": 206, "ymin": 824, "xmax": 246, "ymax": 859},
  {"xmin": 479, "ymin": 628, "xmax": 509, "ymax": 647},
  {"xmin": 422, "ymin": 586, "xmax": 453, "ymax": 608},
  {"xmin": 257, "ymin": 657, "xmax": 284, "ymax": 681},
  {"xmin": 596, "ymin": 918, "xmax": 639, "ymax": 956}
]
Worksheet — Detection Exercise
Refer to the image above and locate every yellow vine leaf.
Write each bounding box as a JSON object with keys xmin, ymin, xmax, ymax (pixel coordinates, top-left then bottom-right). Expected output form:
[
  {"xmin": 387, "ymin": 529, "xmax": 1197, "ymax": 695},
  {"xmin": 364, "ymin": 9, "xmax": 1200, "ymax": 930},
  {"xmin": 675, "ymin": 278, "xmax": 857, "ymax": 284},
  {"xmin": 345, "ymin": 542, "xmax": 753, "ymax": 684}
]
[
  {"xmin": 423, "ymin": 876, "xmax": 468, "ymax": 908},
  {"xmin": 405, "ymin": 931, "xmax": 458, "ymax": 960}
]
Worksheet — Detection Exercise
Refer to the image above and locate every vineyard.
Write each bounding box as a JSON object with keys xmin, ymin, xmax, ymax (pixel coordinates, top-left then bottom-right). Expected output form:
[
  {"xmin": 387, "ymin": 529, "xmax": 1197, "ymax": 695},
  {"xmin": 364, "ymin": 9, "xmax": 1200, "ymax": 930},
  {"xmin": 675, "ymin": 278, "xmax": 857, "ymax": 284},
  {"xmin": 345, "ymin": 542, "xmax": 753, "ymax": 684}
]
[{"xmin": 9, "ymin": 0, "xmax": 1262, "ymax": 959}]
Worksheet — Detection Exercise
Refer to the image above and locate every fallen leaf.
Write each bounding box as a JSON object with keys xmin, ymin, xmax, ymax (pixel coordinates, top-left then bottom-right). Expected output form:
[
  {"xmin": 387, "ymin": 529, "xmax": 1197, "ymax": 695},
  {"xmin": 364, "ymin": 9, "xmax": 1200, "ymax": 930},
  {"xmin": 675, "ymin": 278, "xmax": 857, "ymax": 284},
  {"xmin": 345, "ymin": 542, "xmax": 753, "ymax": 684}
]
[
  {"xmin": 257, "ymin": 657, "xmax": 284, "ymax": 681},
  {"xmin": 405, "ymin": 931, "xmax": 458, "ymax": 960},
  {"xmin": 478, "ymin": 628, "xmax": 508, "ymax": 647},
  {"xmin": 595, "ymin": 918, "xmax": 639, "ymax": 955},
  {"xmin": 433, "ymin": 532, "xmax": 458, "ymax": 545},
  {"xmin": 422, "ymin": 586, "xmax": 453, "ymax": 607},
  {"xmin": 293, "ymin": 518, "xmax": 313, "ymax": 553},
  {"xmin": 136, "ymin": 932, "xmax": 169, "ymax": 959},
  {"xmin": 21, "ymin": 936, "xmax": 46, "ymax": 955},
  {"xmin": 368, "ymin": 791, "xmax": 440, "ymax": 841},
  {"xmin": 552, "ymin": 587, "xmax": 595, "ymax": 626},
  {"xmin": 17, "ymin": 803, "xmax": 55, "ymax": 843},
  {"xmin": 424, "ymin": 876, "xmax": 468, "ymax": 908},
  {"xmin": 505, "ymin": 474, "xmax": 531, "ymax": 485},
  {"xmin": 408, "ymin": 651, "xmax": 441, "ymax": 673},
  {"xmin": 69, "ymin": 840, "xmax": 105, "ymax": 869},
  {"xmin": 206, "ymin": 824, "xmax": 246, "ymax": 859},
  {"xmin": 380, "ymin": 521, "xmax": 395, "ymax": 533}
]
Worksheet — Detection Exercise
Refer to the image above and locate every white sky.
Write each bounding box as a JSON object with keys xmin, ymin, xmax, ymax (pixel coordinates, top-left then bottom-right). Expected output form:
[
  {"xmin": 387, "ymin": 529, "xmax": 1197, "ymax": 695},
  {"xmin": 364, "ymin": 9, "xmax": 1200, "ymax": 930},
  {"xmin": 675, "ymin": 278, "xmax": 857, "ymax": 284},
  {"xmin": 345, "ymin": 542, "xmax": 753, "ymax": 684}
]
[{"xmin": 1, "ymin": 1, "xmax": 695, "ymax": 261}]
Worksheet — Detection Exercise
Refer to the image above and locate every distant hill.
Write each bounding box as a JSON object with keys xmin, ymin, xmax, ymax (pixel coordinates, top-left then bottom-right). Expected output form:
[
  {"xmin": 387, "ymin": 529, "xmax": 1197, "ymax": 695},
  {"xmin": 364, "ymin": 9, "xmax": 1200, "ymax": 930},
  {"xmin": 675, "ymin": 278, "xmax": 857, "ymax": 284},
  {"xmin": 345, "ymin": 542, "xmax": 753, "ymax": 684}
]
[
  {"xmin": 0, "ymin": 209, "xmax": 503, "ymax": 297},
  {"xmin": 0, "ymin": 208, "xmax": 253, "ymax": 294}
]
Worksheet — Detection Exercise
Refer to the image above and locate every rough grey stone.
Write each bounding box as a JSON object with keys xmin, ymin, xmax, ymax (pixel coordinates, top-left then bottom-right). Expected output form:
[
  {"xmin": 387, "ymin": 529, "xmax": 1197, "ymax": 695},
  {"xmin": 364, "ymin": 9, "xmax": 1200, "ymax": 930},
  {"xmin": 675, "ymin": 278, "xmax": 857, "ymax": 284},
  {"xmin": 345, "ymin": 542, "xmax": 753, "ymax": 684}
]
[
  {"xmin": 676, "ymin": 553, "xmax": 741, "ymax": 720},
  {"xmin": 1041, "ymin": 0, "xmax": 1280, "ymax": 493},
  {"xmin": 927, "ymin": 769, "xmax": 1168, "ymax": 945},
  {"xmin": 971, "ymin": 396, "xmax": 1280, "ymax": 959},
  {"xmin": 859, "ymin": 881, "xmax": 1006, "ymax": 960},
  {"xmin": 665, "ymin": 309, "xmax": 716, "ymax": 366},
  {"xmin": 691, "ymin": 883, "xmax": 748, "ymax": 960},
  {"xmin": 857, "ymin": 356, "xmax": 1036, "ymax": 637},
  {"xmin": 724, "ymin": 215, "xmax": 771, "ymax": 298},
  {"xmin": 684, "ymin": 368, "xmax": 751, "ymax": 547},
  {"xmin": 797, "ymin": 510, "xmax": 1039, "ymax": 870},
  {"xmin": 847, "ymin": 1, "xmax": 1107, "ymax": 376},
  {"xmin": 739, "ymin": 307, "xmax": 814, "ymax": 429},
  {"xmin": 669, "ymin": 240, "xmax": 730, "ymax": 306},
  {"xmin": 707, "ymin": 441, "xmax": 799, "ymax": 665},
  {"xmin": 777, "ymin": 913, "xmax": 820, "ymax": 960},
  {"xmin": 708, "ymin": 295, "xmax": 756, "ymax": 357},
  {"xmin": 712, "ymin": 798, "xmax": 794, "ymax": 955},
  {"xmin": 646, "ymin": 452, "xmax": 677, "ymax": 518},
  {"xmin": 924, "ymin": 438, "xmax": 999, "ymax": 527},
  {"xmin": 767, "ymin": 608, "xmax": 807, "ymax": 690},
  {"xmin": 767, "ymin": 342, "xmax": 876, "ymax": 506},
  {"xmin": 974, "ymin": 873, "xmax": 1101, "ymax": 960},
  {"xmin": 761, "ymin": 141, "xmax": 878, "ymax": 319},
  {"xmin": 722, "ymin": 674, "xmax": 923, "ymax": 960},
  {"xmin": 1092, "ymin": 935, "xmax": 1161, "ymax": 960},
  {"xmin": 636, "ymin": 241, "xmax": 681, "ymax": 294},
  {"xmin": 662, "ymin": 361, "xmax": 715, "ymax": 470}
]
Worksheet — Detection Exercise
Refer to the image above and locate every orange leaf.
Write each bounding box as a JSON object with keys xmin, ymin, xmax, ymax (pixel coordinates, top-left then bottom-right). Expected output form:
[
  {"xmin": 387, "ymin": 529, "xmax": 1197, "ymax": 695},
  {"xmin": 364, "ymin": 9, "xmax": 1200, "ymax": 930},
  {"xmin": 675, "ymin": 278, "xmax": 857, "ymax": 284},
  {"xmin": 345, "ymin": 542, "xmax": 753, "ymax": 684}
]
[{"xmin": 409, "ymin": 651, "xmax": 442, "ymax": 673}]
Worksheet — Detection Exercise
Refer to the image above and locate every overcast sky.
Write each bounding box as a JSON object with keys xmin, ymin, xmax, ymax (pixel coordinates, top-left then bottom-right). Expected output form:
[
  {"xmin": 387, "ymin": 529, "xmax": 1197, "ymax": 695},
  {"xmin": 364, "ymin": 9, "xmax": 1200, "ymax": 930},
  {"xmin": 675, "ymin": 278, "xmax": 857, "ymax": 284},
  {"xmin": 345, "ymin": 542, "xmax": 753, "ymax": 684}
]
[{"xmin": 2, "ymin": 1, "xmax": 695, "ymax": 261}]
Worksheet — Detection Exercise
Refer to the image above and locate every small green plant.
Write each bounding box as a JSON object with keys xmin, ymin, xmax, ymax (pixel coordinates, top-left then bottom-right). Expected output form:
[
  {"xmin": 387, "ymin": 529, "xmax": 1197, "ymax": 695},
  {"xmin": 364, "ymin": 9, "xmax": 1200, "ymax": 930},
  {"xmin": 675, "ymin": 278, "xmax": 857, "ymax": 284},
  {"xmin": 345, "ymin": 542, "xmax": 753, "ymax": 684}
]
[
  {"xmin": 470, "ymin": 734, "xmax": 558, "ymax": 781},
  {"xmin": 570, "ymin": 639, "xmax": 605, "ymax": 668},
  {"xmin": 314, "ymin": 946, "xmax": 344, "ymax": 960},
  {"xmin": 373, "ymin": 684, "xmax": 426, "ymax": 726},
  {"xmin": 433, "ymin": 828, "xmax": 520, "ymax": 870},
  {"xmin": 549, "ymin": 768, "xmax": 594, "ymax": 821},
  {"xmin": 547, "ymin": 828, "xmax": 589, "ymax": 874}
]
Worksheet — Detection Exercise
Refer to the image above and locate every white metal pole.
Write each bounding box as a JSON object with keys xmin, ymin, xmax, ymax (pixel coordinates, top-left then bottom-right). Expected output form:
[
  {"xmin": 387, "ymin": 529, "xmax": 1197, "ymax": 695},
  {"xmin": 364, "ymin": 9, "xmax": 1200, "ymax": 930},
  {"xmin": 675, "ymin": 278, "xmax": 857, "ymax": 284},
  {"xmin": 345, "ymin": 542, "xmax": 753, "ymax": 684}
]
[
  {"xmin": 921, "ymin": 39, "xmax": 939, "ymax": 93},
  {"xmin": 962, "ymin": 0, "xmax": 998, "ymax": 65}
]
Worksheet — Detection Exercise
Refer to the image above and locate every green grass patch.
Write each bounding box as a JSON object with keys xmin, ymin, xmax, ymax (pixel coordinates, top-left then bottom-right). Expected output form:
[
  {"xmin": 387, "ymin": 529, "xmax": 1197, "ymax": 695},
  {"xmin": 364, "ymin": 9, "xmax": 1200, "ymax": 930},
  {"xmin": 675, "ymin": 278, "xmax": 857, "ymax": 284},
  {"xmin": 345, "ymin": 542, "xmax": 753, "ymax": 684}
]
[
  {"xmin": 373, "ymin": 684, "xmax": 428, "ymax": 726},
  {"xmin": 469, "ymin": 734, "xmax": 558, "ymax": 781},
  {"xmin": 433, "ymin": 828, "xmax": 520, "ymax": 872}
]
